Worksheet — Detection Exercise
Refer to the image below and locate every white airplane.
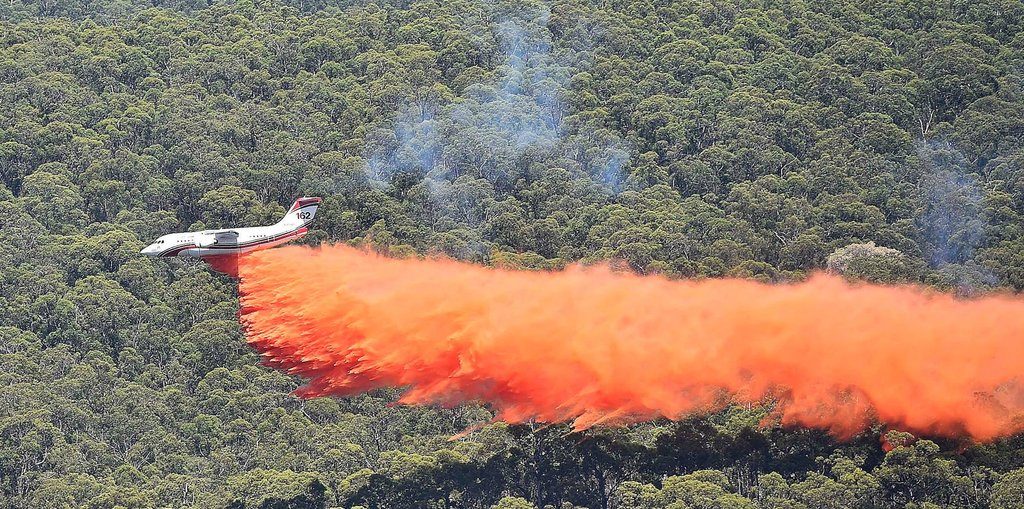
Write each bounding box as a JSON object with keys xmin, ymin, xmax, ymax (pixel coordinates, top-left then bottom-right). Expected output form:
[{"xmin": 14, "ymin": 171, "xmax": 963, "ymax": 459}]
[{"xmin": 140, "ymin": 197, "xmax": 321, "ymax": 259}]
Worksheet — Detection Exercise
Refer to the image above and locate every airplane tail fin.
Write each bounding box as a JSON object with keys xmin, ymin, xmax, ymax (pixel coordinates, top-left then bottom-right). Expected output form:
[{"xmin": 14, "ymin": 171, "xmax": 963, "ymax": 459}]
[{"xmin": 279, "ymin": 197, "xmax": 321, "ymax": 229}]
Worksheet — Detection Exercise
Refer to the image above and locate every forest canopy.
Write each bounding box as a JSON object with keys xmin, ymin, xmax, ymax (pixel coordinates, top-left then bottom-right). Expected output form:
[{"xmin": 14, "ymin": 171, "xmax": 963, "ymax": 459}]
[{"xmin": 1, "ymin": 0, "xmax": 1024, "ymax": 507}]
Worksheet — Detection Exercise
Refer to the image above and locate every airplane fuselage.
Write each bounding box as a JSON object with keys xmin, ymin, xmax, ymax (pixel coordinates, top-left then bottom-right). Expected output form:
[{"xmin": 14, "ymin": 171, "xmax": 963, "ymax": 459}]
[
  {"xmin": 140, "ymin": 197, "xmax": 321, "ymax": 258},
  {"xmin": 140, "ymin": 225, "xmax": 309, "ymax": 258}
]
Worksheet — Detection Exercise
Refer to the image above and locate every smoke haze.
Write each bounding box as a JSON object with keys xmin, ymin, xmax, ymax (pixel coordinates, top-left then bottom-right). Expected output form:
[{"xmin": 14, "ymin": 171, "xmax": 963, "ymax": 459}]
[
  {"xmin": 238, "ymin": 244, "xmax": 1024, "ymax": 441},
  {"xmin": 364, "ymin": 5, "xmax": 629, "ymax": 205}
]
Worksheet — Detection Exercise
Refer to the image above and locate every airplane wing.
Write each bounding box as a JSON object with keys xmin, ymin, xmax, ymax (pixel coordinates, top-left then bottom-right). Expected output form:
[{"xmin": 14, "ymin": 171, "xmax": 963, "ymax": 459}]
[
  {"xmin": 195, "ymin": 230, "xmax": 239, "ymax": 247},
  {"xmin": 212, "ymin": 230, "xmax": 239, "ymax": 245}
]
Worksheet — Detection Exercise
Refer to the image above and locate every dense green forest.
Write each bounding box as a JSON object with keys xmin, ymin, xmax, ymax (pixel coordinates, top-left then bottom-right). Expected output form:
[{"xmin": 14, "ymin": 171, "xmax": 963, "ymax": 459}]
[{"xmin": 2, "ymin": 0, "xmax": 1024, "ymax": 507}]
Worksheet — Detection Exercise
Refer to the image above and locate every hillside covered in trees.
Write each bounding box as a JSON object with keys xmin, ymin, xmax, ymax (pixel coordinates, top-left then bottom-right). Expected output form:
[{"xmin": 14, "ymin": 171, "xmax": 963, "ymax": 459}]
[{"xmin": 2, "ymin": 0, "xmax": 1024, "ymax": 507}]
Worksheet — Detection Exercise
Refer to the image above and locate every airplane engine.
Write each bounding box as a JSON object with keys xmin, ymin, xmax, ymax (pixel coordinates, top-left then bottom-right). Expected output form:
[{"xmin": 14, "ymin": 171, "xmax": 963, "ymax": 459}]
[{"xmin": 195, "ymin": 234, "xmax": 217, "ymax": 248}]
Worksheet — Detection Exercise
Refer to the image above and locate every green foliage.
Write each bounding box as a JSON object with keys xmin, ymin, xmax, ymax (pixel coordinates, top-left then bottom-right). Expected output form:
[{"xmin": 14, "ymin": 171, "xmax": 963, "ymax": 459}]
[
  {"xmin": 1, "ymin": 0, "xmax": 1023, "ymax": 507},
  {"xmin": 992, "ymin": 468, "xmax": 1024, "ymax": 509},
  {"xmin": 493, "ymin": 496, "xmax": 538, "ymax": 509}
]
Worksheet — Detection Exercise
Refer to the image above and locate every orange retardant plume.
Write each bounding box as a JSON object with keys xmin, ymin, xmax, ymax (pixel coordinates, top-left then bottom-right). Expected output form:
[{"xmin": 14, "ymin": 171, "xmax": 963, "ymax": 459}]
[
  {"xmin": 237, "ymin": 245, "xmax": 1024, "ymax": 441},
  {"xmin": 204, "ymin": 254, "xmax": 239, "ymax": 277}
]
